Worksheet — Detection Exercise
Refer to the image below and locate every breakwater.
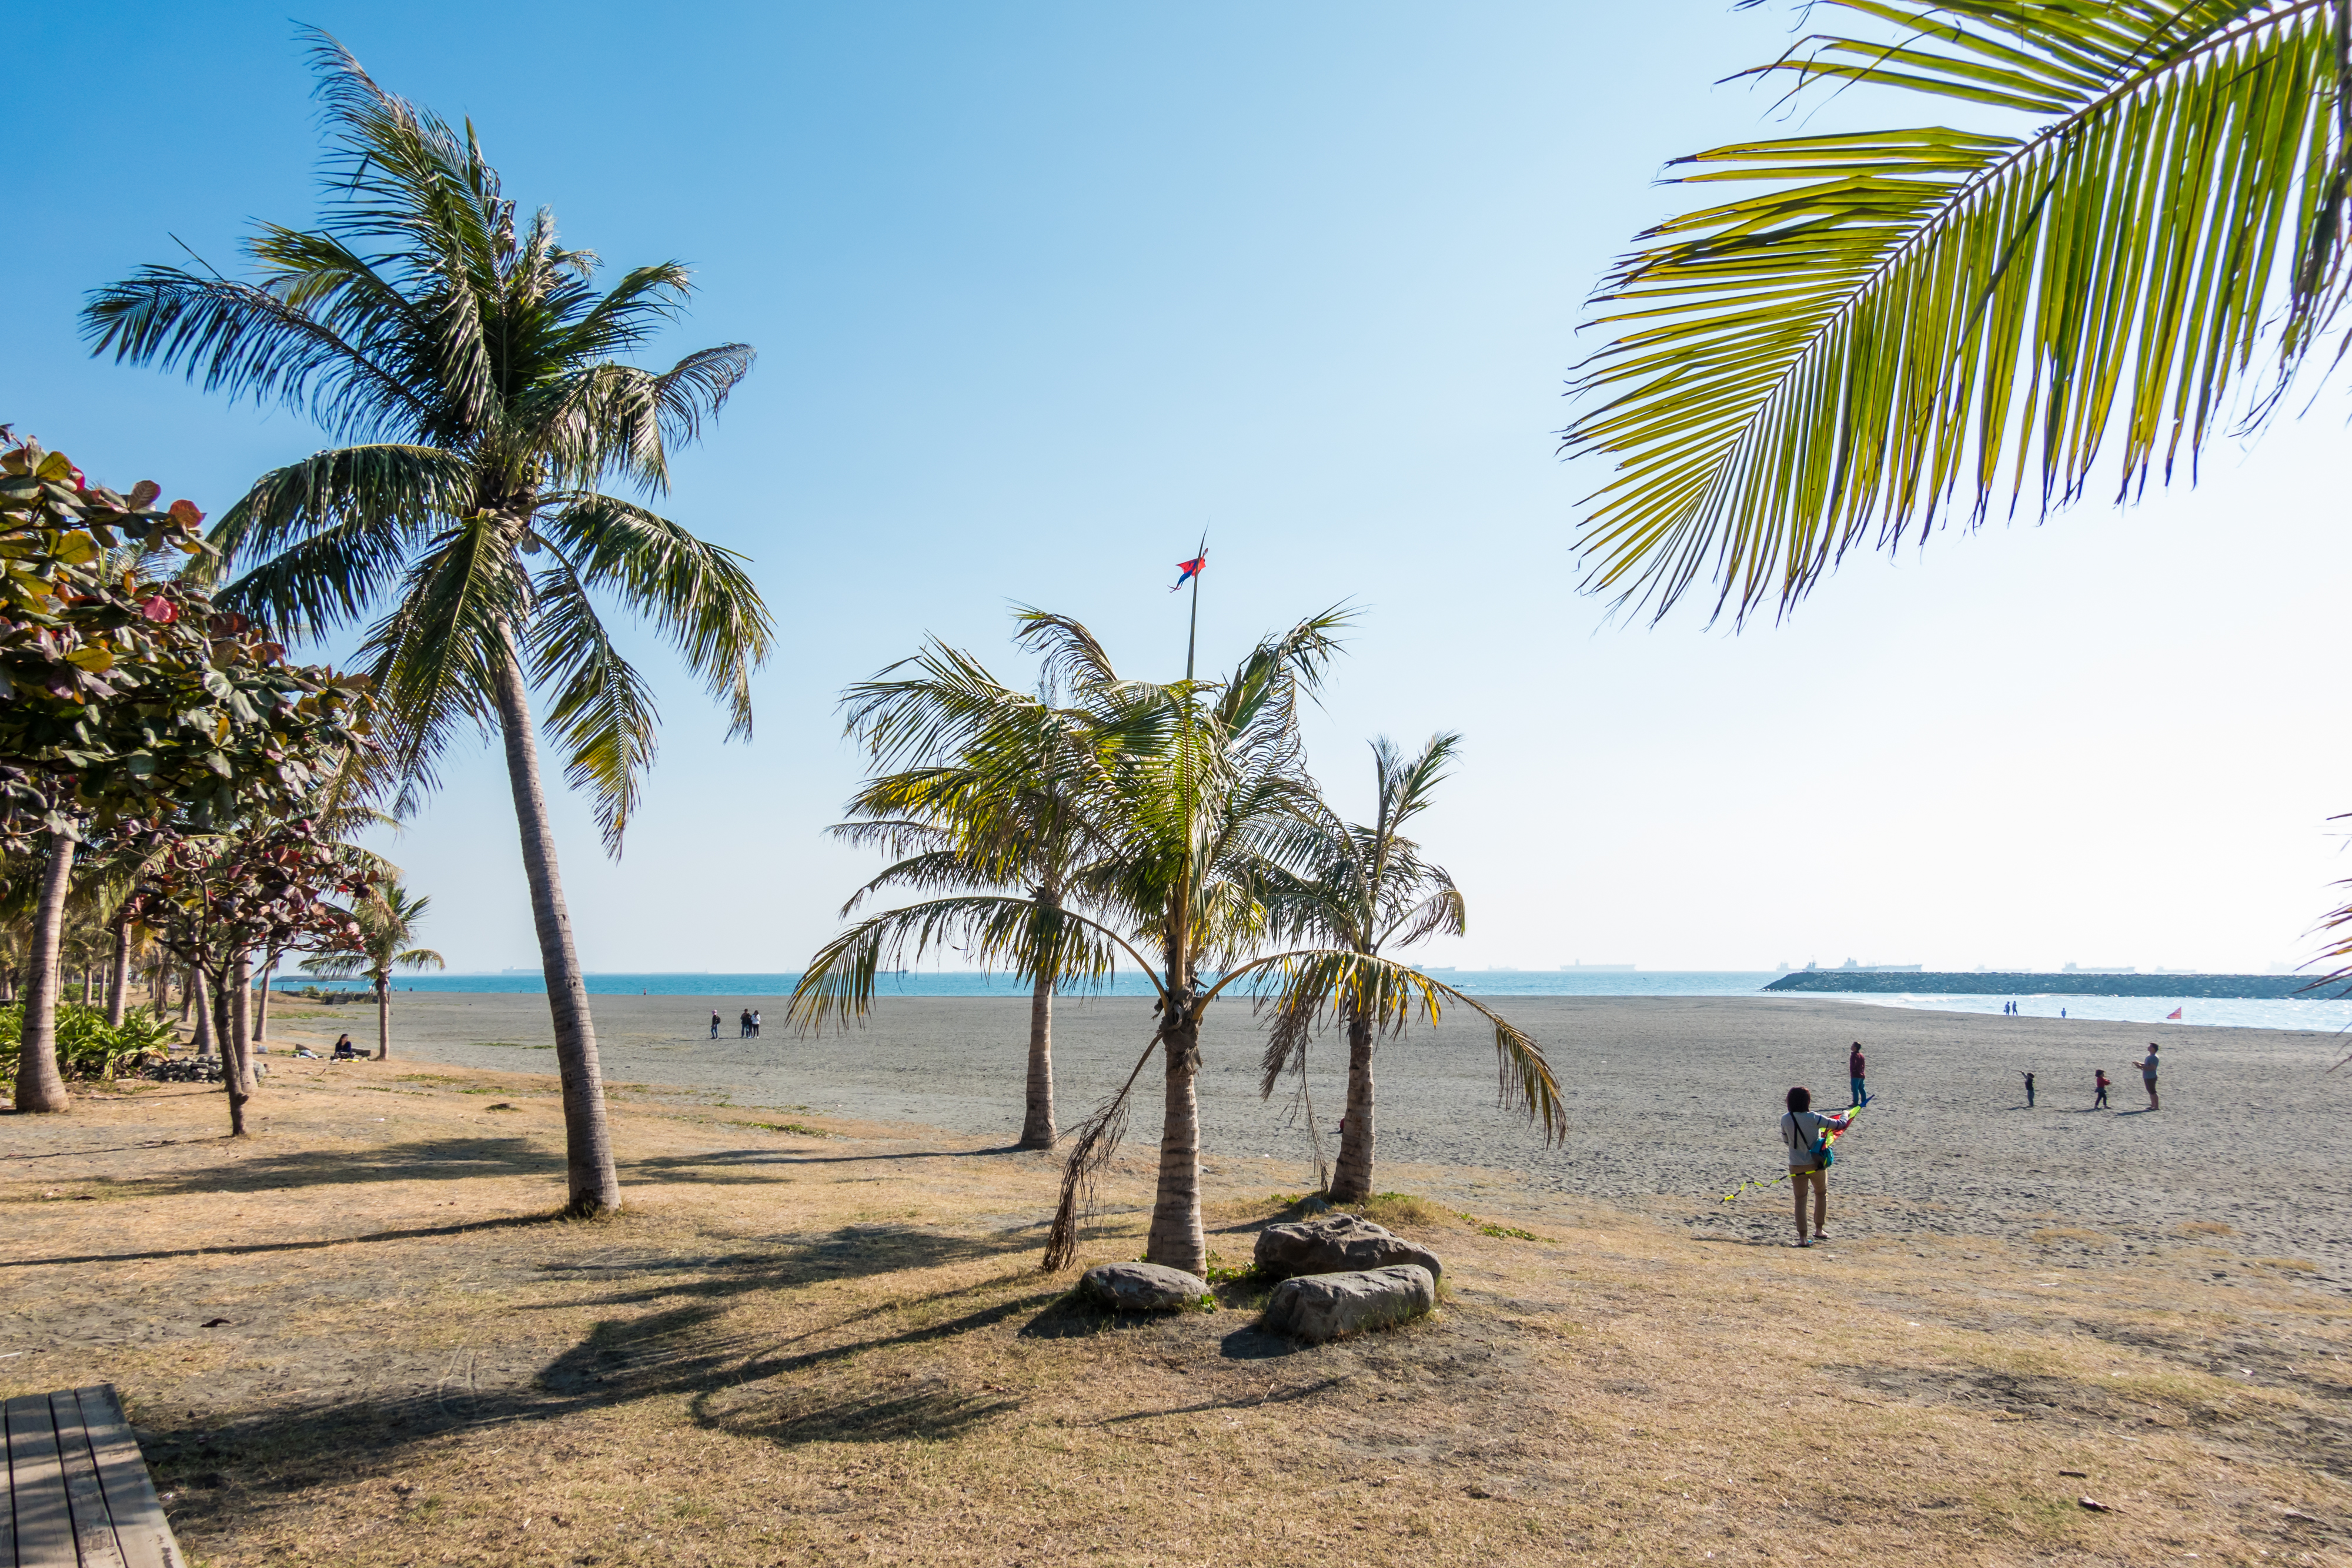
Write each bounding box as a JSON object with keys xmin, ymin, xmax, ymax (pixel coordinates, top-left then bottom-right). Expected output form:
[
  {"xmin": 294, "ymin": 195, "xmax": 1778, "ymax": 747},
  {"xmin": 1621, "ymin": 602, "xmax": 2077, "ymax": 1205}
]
[{"xmin": 1764, "ymin": 971, "xmax": 2334, "ymax": 999}]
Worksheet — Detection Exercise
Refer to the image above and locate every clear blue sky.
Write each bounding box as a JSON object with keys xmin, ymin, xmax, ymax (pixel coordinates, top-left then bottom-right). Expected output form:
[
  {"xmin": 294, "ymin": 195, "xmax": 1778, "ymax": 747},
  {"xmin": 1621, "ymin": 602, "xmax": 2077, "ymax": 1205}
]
[{"xmin": 8, "ymin": 2, "xmax": 2348, "ymax": 974}]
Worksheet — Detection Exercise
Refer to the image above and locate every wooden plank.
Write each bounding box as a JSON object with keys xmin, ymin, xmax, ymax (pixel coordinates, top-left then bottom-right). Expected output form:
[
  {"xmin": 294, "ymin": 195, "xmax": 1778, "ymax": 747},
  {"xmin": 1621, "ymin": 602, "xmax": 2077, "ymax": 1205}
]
[
  {"xmin": 72, "ymin": 1386, "xmax": 185, "ymax": 1568},
  {"xmin": 5, "ymin": 1392, "xmax": 74, "ymax": 1568},
  {"xmin": 52, "ymin": 1390, "xmax": 131, "ymax": 1568}
]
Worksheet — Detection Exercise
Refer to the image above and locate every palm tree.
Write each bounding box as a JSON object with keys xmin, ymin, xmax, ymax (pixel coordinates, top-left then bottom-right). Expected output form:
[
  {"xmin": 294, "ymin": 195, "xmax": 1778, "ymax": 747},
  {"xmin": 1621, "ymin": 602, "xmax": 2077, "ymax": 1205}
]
[
  {"xmin": 793, "ymin": 611, "xmax": 1566, "ymax": 1275},
  {"xmin": 1255, "ymin": 733, "xmax": 1475, "ymax": 1202},
  {"xmin": 83, "ymin": 35, "xmax": 773, "ymax": 1213},
  {"xmin": 1562, "ymin": 1, "xmax": 2352, "ymax": 626},
  {"xmin": 833, "ymin": 637, "xmax": 1127, "ymax": 1148},
  {"xmin": 301, "ymin": 882, "xmax": 444, "ymax": 1058}
]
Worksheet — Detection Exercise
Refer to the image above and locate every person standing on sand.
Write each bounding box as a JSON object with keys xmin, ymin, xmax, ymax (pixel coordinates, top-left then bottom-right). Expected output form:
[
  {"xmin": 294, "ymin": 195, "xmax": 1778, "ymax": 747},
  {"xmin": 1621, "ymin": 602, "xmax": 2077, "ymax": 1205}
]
[
  {"xmin": 2020, "ymin": 1070, "xmax": 2035, "ymax": 1108},
  {"xmin": 739, "ymin": 1007, "xmax": 751, "ymax": 1038},
  {"xmin": 1848, "ymin": 1042, "xmax": 1869, "ymax": 1107},
  {"xmin": 2094, "ymin": 1069, "xmax": 2110, "ymax": 1109},
  {"xmin": 710, "ymin": 1009, "xmax": 721, "ymax": 1040},
  {"xmin": 1780, "ymin": 1086, "xmax": 1852, "ymax": 1247},
  {"xmin": 2134, "ymin": 1045, "xmax": 2160, "ymax": 1110},
  {"xmin": 751, "ymin": 1009, "xmax": 762, "ymax": 1038}
]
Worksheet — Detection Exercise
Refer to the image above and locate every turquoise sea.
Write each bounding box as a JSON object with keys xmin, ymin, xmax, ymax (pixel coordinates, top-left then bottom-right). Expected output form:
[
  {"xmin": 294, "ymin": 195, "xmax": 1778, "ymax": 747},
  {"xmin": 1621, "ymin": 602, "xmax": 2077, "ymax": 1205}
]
[{"xmin": 278, "ymin": 969, "xmax": 2352, "ymax": 1032}]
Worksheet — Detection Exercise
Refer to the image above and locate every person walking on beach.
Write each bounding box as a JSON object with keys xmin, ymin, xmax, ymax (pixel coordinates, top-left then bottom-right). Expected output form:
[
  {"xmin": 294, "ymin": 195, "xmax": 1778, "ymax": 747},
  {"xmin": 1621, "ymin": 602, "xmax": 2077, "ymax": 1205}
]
[
  {"xmin": 2134, "ymin": 1045, "xmax": 2160, "ymax": 1111},
  {"xmin": 1848, "ymin": 1042, "xmax": 1869, "ymax": 1108},
  {"xmin": 750, "ymin": 1009, "xmax": 762, "ymax": 1038},
  {"xmin": 710, "ymin": 1009, "xmax": 721, "ymax": 1040},
  {"xmin": 2093, "ymin": 1069, "xmax": 2110, "ymax": 1109},
  {"xmin": 738, "ymin": 1007, "xmax": 751, "ymax": 1038},
  {"xmin": 1780, "ymin": 1086, "xmax": 1852, "ymax": 1247},
  {"xmin": 2020, "ymin": 1070, "xmax": 2034, "ymax": 1108}
]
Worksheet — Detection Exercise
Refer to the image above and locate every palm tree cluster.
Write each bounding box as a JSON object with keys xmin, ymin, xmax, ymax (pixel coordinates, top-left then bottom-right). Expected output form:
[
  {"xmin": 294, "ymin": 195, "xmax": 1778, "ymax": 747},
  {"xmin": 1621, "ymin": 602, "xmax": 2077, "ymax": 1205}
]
[
  {"xmin": 299, "ymin": 881, "xmax": 445, "ymax": 1059},
  {"xmin": 793, "ymin": 610, "xmax": 1565, "ymax": 1275}
]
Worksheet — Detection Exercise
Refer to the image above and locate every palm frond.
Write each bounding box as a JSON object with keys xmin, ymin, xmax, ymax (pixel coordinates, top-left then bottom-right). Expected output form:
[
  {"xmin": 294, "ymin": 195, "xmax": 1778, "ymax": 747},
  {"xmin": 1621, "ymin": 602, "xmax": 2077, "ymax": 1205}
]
[
  {"xmin": 1563, "ymin": 0, "xmax": 2351, "ymax": 623},
  {"xmin": 211, "ymin": 444, "xmax": 472, "ymax": 634},
  {"xmin": 1231, "ymin": 950, "xmax": 1565, "ymax": 1141},
  {"xmin": 540, "ymin": 494, "xmax": 770, "ymax": 740},
  {"xmin": 356, "ymin": 514, "xmax": 529, "ymax": 799},
  {"xmin": 529, "ymin": 559, "xmax": 659, "ymax": 855},
  {"xmin": 787, "ymin": 895, "xmax": 1145, "ymax": 1035}
]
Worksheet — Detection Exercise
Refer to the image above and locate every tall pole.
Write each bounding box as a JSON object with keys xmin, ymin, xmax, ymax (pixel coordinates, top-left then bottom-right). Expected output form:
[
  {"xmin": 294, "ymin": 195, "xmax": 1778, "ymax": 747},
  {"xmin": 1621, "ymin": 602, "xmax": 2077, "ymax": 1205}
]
[{"xmin": 1184, "ymin": 534, "xmax": 1206, "ymax": 683}]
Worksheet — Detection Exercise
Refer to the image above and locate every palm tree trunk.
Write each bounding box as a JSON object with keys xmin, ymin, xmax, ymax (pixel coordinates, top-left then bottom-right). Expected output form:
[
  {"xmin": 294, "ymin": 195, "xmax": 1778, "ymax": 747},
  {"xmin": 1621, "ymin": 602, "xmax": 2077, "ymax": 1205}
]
[
  {"xmin": 191, "ymin": 969, "xmax": 214, "ymax": 1057},
  {"xmin": 229, "ymin": 953, "xmax": 254, "ymax": 1102},
  {"xmin": 492, "ymin": 640, "xmax": 622, "ymax": 1216},
  {"xmin": 1328, "ymin": 1005, "xmax": 1377, "ymax": 1202},
  {"xmin": 105, "ymin": 919, "xmax": 132, "ymax": 1027},
  {"xmin": 1020, "ymin": 969, "xmax": 1056, "ymax": 1148},
  {"xmin": 252, "ymin": 961, "xmax": 273, "ymax": 1041},
  {"xmin": 1145, "ymin": 1004, "xmax": 1206, "ymax": 1274},
  {"xmin": 15, "ymin": 834, "xmax": 76, "ymax": 1113},
  {"xmin": 375, "ymin": 974, "xmax": 390, "ymax": 1060}
]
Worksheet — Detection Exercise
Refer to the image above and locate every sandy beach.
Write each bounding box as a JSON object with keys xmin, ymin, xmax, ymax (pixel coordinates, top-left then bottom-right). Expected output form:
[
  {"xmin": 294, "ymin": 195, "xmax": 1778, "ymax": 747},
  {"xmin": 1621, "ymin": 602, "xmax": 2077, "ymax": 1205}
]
[{"xmin": 278, "ymin": 991, "xmax": 2352, "ymax": 1277}]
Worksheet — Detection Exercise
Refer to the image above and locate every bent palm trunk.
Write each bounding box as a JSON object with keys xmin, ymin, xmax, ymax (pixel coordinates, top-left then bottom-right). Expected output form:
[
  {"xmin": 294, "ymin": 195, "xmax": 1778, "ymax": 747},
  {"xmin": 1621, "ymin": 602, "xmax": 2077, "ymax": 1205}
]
[
  {"xmin": 1021, "ymin": 969, "xmax": 1056, "ymax": 1148},
  {"xmin": 1146, "ymin": 1007, "xmax": 1207, "ymax": 1273},
  {"xmin": 252, "ymin": 962, "xmax": 273, "ymax": 1042},
  {"xmin": 1328, "ymin": 1007, "xmax": 1377, "ymax": 1202},
  {"xmin": 16, "ymin": 833, "xmax": 76, "ymax": 1113},
  {"xmin": 493, "ymin": 643, "xmax": 622, "ymax": 1215}
]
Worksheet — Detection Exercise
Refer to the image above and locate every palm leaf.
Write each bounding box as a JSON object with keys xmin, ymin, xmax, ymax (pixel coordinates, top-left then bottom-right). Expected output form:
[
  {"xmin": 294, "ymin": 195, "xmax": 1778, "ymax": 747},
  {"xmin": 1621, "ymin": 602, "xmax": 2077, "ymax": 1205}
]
[{"xmin": 1563, "ymin": 0, "xmax": 2351, "ymax": 623}]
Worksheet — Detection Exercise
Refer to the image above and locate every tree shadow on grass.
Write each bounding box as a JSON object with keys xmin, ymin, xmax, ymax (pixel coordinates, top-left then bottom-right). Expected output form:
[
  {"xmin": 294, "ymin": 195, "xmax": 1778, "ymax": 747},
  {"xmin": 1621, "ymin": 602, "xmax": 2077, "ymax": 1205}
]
[
  {"xmin": 149, "ymin": 1268, "xmax": 1067, "ymax": 1540},
  {"xmin": 125, "ymin": 1135, "xmax": 564, "ymax": 1197}
]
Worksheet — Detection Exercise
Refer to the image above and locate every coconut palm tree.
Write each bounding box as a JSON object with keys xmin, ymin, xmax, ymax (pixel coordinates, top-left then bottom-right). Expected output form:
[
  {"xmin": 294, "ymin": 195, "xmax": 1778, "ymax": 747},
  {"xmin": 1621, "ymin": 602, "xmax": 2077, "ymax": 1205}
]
[
  {"xmin": 793, "ymin": 611, "xmax": 1566, "ymax": 1275},
  {"xmin": 832, "ymin": 637, "xmax": 1130, "ymax": 1148},
  {"xmin": 83, "ymin": 34, "xmax": 772, "ymax": 1213},
  {"xmin": 1254, "ymin": 733, "xmax": 1476, "ymax": 1202},
  {"xmin": 1562, "ymin": 1, "xmax": 2352, "ymax": 626},
  {"xmin": 300, "ymin": 882, "xmax": 443, "ymax": 1058}
]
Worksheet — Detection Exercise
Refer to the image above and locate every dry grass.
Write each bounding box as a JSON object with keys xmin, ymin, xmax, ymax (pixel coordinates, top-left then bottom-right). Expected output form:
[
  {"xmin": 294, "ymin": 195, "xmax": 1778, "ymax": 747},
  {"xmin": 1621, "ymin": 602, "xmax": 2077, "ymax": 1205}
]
[{"xmin": 6, "ymin": 1056, "xmax": 2352, "ymax": 1567}]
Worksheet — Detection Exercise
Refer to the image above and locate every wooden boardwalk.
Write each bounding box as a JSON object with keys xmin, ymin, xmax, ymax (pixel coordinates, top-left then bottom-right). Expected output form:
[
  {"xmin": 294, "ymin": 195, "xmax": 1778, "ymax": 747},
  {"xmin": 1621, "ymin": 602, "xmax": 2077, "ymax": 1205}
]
[{"xmin": 4, "ymin": 1386, "xmax": 182, "ymax": 1567}]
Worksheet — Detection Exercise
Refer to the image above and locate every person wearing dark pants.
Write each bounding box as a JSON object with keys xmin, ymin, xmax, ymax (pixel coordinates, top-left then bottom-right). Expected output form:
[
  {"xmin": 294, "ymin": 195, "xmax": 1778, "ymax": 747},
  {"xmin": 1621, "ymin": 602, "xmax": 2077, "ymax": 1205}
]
[
  {"xmin": 710, "ymin": 1009, "xmax": 721, "ymax": 1040},
  {"xmin": 1847, "ymin": 1042, "xmax": 1868, "ymax": 1108},
  {"xmin": 2094, "ymin": 1070, "xmax": 2110, "ymax": 1109},
  {"xmin": 2021, "ymin": 1071, "xmax": 2035, "ymax": 1107}
]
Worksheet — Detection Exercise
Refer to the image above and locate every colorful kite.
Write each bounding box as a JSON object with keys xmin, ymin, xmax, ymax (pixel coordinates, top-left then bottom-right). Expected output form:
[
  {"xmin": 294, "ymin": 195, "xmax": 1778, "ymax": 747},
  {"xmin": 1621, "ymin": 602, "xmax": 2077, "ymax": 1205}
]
[
  {"xmin": 1171, "ymin": 552, "xmax": 1206, "ymax": 591},
  {"xmin": 1720, "ymin": 1105, "xmax": 1864, "ymax": 1203}
]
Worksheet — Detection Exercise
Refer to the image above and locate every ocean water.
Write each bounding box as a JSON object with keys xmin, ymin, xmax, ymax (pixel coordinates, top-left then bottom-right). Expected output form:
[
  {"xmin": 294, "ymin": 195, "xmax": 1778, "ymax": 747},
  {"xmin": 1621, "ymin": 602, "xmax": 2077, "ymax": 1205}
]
[
  {"xmin": 299, "ymin": 968, "xmax": 1782, "ymax": 1000},
  {"xmin": 279, "ymin": 969, "xmax": 2352, "ymax": 1034},
  {"xmin": 1798, "ymin": 989, "xmax": 2352, "ymax": 1035}
]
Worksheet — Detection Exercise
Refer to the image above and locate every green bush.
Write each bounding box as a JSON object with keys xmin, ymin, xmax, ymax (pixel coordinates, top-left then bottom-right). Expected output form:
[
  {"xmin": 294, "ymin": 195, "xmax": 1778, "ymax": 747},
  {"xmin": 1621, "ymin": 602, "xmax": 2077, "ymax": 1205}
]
[{"xmin": 0, "ymin": 1002, "xmax": 179, "ymax": 1095}]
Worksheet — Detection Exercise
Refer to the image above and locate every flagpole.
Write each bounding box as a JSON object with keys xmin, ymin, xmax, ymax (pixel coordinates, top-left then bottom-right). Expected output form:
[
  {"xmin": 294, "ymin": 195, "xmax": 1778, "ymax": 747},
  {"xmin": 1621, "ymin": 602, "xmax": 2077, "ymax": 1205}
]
[{"xmin": 1184, "ymin": 533, "xmax": 1205, "ymax": 683}]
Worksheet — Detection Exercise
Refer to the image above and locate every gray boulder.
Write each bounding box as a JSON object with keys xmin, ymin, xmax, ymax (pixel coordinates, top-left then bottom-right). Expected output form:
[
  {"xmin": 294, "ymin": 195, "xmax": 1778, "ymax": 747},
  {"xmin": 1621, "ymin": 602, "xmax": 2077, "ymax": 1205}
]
[
  {"xmin": 1254, "ymin": 1212, "xmax": 1442, "ymax": 1282},
  {"xmin": 1080, "ymin": 1261, "xmax": 1209, "ymax": 1312},
  {"xmin": 1261, "ymin": 1265, "xmax": 1436, "ymax": 1343}
]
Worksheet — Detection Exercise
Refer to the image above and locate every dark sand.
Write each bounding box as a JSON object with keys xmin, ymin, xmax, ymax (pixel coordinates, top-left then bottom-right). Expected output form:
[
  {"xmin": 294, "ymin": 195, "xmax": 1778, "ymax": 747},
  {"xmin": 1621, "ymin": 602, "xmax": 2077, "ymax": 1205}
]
[{"xmin": 275, "ymin": 991, "xmax": 2351, "ymax": 1275}]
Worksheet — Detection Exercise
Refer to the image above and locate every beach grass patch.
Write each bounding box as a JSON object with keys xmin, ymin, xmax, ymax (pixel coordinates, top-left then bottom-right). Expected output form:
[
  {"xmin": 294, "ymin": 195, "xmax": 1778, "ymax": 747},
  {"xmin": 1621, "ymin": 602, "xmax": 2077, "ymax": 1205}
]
[
  {"xmin": 1354, "ymin": 1191, "xmax": 1451, "ymax": 1229},
  {"xmin": 2176, "ymin": 1220, "xmax": 2234, "ymax": 1236},
  {"xmin": 2030, "ymin": 1227, "xmax": 2108, "ymax": 1246}
]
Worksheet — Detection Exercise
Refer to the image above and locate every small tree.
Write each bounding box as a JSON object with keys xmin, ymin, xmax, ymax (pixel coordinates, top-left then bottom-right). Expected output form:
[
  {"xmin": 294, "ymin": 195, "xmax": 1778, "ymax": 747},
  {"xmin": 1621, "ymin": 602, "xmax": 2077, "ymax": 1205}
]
[
  {"xmin": 1255, "ymin": 733, "xmax": 1485, "ymax": 1202},
  {"xmin": 126, "ymin": 815, "xmax": 372, "ymax": 1134},
  {"xmin": 300, "ymin": 881, "xmax": 443, "ymax": 1058}
]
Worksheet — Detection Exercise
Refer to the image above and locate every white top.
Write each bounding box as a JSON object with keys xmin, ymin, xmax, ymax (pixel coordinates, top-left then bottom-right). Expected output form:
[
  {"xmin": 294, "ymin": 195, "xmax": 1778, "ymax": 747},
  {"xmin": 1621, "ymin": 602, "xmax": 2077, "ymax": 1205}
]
[{"xmin": 1780, "ymin": 1110, "xmax": 1838, "ymax": 1171}]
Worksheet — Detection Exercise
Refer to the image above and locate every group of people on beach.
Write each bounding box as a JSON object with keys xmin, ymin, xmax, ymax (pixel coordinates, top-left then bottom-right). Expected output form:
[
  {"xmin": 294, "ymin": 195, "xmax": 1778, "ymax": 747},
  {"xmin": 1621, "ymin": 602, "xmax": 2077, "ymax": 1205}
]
[
  {"xmin": 1779, "ymin": 1037, "xmax": 2166, "ymax": 1246},
  {"xmin": 2019, "ymin": 1045, "xmax": 2160, "ymax": 1110},
  {"xmin": 710, "ymin": 1008, "xmax": 761, "ymax": 1039}
]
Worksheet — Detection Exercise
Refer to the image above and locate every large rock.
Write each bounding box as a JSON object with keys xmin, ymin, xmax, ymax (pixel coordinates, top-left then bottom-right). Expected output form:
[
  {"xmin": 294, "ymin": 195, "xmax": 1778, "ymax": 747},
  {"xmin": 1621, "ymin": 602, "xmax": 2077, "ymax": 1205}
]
[
  {"xmin": 1261, "ymin": 1265, "xmax": 1436, "ymax": 1343},
  {"xmin": 1254, "ymin": 1213, "xmax": 1442, "ymax": 1282},
  {"xmin": 1080, "ymin": 1262, "xmax": 1209, "ymax": 1312}
]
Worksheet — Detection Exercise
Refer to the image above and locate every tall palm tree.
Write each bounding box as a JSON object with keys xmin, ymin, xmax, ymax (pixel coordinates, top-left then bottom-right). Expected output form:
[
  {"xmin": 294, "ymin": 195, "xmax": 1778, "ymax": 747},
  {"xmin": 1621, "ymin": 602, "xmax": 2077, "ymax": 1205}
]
[
  {"xmin": 1563, "ymin": 1, "xmax": 2351, "ymax": 626},
  {"xmin": 1255, "ymin": 733, "xmax": 1472, "ymax": 1202},
  {"xmin": 83, "ymin": 35, "xmax": 773, "ymax": 1213},
  {"xmin": 794, "ymin": 611, "xmax": 1566, "ymax": 1274},
  {"xmin": 833, "ymin": 637, "xmax": 1125, "ymax": 1148},
  {"xmin": 301, "ymin": 882, "xmax": 444, "ymax": 1058}
]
